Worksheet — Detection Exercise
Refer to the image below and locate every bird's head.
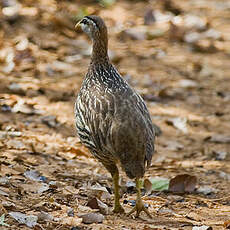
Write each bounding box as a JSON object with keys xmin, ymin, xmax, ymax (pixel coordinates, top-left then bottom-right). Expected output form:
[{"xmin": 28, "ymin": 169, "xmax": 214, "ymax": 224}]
[{"xmin": 75, "ymin": 15, "xmax": 107, "ymax": 40}]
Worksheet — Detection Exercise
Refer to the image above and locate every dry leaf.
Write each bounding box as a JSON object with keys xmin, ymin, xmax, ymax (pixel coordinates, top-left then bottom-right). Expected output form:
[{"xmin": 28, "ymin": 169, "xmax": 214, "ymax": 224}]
[
  {"xmin": 24, "ymin": 170, "xmax": 46, "ymax": 182},
  {"xmin": 197, "ymin": 186, "xmax": 217, "ymax": 195},
  {"xmin": 192, "ymin": 226, "xmax": 212, "ymax": 230},
  {"xmin": 169, "ymin": 174, "xmax": 197, "ymax": 193},
  {"xmin": 41, "ymin": 115, "xmax": 59, "ymax": 128},
  {"xmin": 37, "ymin": 183, "xmax": 49, "ymax": 193},
  {"xmin": 9, "ymin": 212, "xmax": 37, "ymax": 228},
  {"xmin": 166, "ymin": 117, "xmax": 188, "ymax": 133},
  {"xmin": 80, "ymin": 213, "xmax": 104, "ymax": 224},
  {"xmin": 205, "ymin": 135, "xmax": 230, "ymax": 143},
  {"xmin": 6, "ymin": 139, "xmax": 25, "ymax": 149},
  {"xmin": 60, "ymin": 217, "xmax": 82, "ymax": 226},
  {"xmin": 86, "ymin": 183, "xmax": 111, "ymax": 200},
  {"xmin": 164, "ymin": 140, "xmax": 184, "ymax": 151},
  {"xmin": 144, "ymin": 9, "xmax": 156, "ymax": 25},
  {"xmin": 87, "ymin": 197, "xmax": 109, "ymax": 215},
  {"xmin": 12, "ymin": 99, "xmax": 35, "ymax": 114},
  {"xmin": 224, "ymin": 220, "xmax": 230, "ymax": 229},
  {"xmin": 143, "ymin": 179, "xmax": 152, "ymax": 194},
  {"xmin": 0, "ymin": 189, "xmax": 9, "ymax": 196},
  {"xmin": 37, "ymin": 211, "xmax": 54, "ymax": 222},
  {"xmin": 177, "ymin": 79, "xmax": 198, "ymax": 88}
]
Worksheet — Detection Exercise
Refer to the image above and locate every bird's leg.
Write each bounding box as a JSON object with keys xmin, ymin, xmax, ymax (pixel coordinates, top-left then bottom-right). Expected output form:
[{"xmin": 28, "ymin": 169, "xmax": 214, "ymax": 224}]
[
  {"xmin": 112, "ymin": 169, "xmax": 125, "ymax": 213},
  {"xmin": 102, "ymin": 163, "xmax": 124, "ymax": 214},
  {"xmin": 128, "ymin": 178, "xmax": 152, "ymax": 218}
]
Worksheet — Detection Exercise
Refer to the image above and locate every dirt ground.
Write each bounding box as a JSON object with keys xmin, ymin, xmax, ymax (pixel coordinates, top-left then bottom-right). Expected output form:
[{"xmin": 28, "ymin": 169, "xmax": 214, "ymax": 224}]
[{"xmin": 0, "ymin": 0, "xmax": 230, "ymax": 229}]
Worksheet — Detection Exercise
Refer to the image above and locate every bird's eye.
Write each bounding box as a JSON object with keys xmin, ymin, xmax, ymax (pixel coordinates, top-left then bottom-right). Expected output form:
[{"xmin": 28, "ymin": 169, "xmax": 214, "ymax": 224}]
[{"xmin": 81, "ymin": 19, "xmax": 88, "ymax": 24}]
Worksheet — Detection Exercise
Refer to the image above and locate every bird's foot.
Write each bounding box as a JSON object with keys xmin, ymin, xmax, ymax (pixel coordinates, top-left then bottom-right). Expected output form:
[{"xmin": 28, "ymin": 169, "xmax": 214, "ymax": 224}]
[
  {"xmin": 113, "ymin": 203, "xmax": 125, "ymax": 214},
  {"xmin": 127, "ymin": 199, "xmax": 152, "ymax": 218}
]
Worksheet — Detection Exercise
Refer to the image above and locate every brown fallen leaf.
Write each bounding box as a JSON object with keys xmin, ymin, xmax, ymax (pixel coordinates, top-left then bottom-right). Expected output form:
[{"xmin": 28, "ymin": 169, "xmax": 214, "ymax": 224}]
[
  {"xmin": 1, "ymin": 164, "xmax": 23, "ymax": 176},
  {"xmin": 224, "ymin": 219, "xmax": 230, "ymax": 229},
  {"xmin": 163, "ymin": 0, "xmax": 182, "ymax": 15},
  {"xmin": 6, "ymin": 139, "xmax": 26, "ymax": 150},
  {"xmin": 11, "ymin": 99, "xmax": 42, "ymax": 115},
  {"xmin": 205, "ymin": 134, "xmax": 230, "ymax": 143},
  {"xmin": 80, "ymin": 213, "xmax": 104, "ymax": 224},
  {"xmin": 7, "ymin": 83, "xmax": 25, "ymax": 95},
  {"xmin": 166, "ymin": 117, "xmax": 188, "ymax": 133},
  {"xmin": 0, "ymin": 188, "xmax": 9, "ymax": 196},
  {"xmin": 37, "ymin": 211, "xmax": 54, "ymax": 222},
  {"xmin": 87, "ymin": 197, "xmax": 100, "ymax": 210},
  {"xmin": 65, "ymin": 146, "xmax": 90, "ymax": 158},
  {"xmin": 82, "ymin": 182, "xmax": 111, "ymax": 201},
  {"xmin": 169, "ymin": 174, "xmax": 197, "ymax": 193},
  {"xmin": 143, "ymin": 179, "xmax": 152, "ymax": 194},
  {"xmin": 193, "ymin": 39, "xmax": 218, "ymax": 53},
  {"xmin": 144, "ymin": 9, "xmax": 156, "ymax": 25},
  {"xmin": 168, "ymin": 21, "xmax": 186, "ymax": 42},
  {"xmin": 192, "ymin": 226, "xmax": 212, "ymax": 230},
  {"xmin": 41, "ymin": 115, "xmax": 59, "ymax": 128},
  {"xmin": 87, "ymin": 197, "xmax": 109, "ymax": 215},
  {"xmin": 60, "ymin": 217, "xmax": 82, "ymax": 226}
]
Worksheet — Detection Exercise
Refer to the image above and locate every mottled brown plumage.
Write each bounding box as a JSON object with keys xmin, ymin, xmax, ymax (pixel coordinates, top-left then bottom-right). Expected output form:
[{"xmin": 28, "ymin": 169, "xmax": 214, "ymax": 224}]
[{"xmin": 75, "ymin": 15, "xmax": 155, "ymax": 217}]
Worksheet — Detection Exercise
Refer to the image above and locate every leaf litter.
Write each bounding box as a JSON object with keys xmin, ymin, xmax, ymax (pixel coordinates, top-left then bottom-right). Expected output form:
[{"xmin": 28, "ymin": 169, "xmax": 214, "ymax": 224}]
[
  {"xmin": 9, "ymin": 212, "xmax": 38, "ymax": 228},
  {"xmin": 1, "ymin": 0, "xmax": 230, "ymax": 229}
]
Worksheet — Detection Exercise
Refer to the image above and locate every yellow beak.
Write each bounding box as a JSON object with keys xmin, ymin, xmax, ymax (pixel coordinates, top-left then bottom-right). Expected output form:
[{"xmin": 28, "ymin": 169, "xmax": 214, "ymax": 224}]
[{"xmin": 75, "ymin": 20, "xmax": 81, "ymax": 29}]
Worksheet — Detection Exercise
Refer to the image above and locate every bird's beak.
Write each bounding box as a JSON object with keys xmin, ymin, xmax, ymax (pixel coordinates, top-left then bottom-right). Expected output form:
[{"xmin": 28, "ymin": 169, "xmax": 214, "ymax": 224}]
[{"xmin": 75, "ymin": 20, "xmax": 81, "ymax": 29}]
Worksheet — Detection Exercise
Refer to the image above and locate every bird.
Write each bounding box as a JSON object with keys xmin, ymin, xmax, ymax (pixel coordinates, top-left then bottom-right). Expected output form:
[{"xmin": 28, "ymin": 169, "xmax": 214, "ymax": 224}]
[{"xmin": 75, "ymin": 15, "xmax": 155, "ymax": 218}]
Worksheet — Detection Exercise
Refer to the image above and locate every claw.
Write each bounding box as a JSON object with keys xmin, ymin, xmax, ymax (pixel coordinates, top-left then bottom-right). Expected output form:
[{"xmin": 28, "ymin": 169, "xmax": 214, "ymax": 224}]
[{"xmin": 127, "ymin": 199, "xmax": 152, "ymax": 218}]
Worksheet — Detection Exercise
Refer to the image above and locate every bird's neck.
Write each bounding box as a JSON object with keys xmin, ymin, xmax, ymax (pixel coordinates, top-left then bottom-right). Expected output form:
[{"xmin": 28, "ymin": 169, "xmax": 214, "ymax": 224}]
[{"xmin": 91, "ymin": 36, "xmax": 109, "ymax": 64}]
